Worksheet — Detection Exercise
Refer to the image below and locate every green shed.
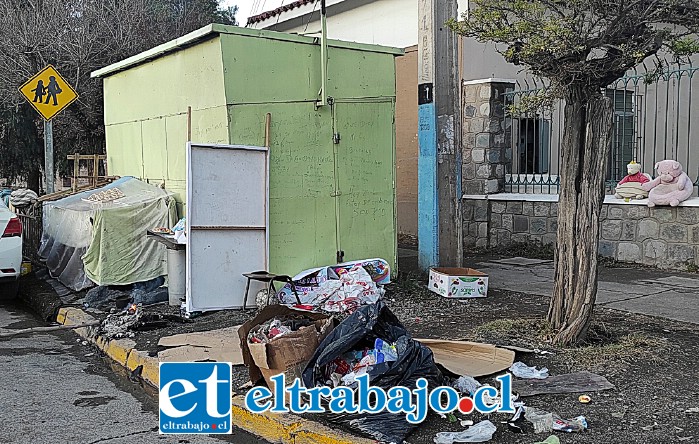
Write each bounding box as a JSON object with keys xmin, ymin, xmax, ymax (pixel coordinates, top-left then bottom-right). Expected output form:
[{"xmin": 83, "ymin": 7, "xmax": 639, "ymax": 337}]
[{"xmin": 92, "ymin": 24, "xmax": 401, "ymax": 276}]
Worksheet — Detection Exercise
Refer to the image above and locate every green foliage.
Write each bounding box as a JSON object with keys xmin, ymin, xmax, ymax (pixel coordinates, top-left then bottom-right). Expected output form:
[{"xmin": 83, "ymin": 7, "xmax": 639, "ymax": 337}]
[{"xmin": 448, "ymin": 0, "xmax": 699, "ymax": 99}]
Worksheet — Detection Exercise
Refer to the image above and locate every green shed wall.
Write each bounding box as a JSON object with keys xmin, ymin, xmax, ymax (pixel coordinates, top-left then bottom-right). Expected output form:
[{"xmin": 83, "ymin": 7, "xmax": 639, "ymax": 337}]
[
  {"xmin": 101, "ymin": 27, "xmax": 398, "ymax": 276},
  {"xmin": 102, "ymin": 37, "xmax": 228, "ymax": 208}
]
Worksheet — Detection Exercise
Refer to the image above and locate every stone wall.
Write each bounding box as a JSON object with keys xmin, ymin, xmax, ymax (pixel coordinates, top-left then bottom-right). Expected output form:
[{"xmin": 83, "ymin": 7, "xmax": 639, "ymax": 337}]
[
  {"xmin": 464, "ymin": 196, "xmax": 699, "ymax": 270},
  {"xmin": 461, "ymin": 80, "xmax": 513, "ymax": 195}
]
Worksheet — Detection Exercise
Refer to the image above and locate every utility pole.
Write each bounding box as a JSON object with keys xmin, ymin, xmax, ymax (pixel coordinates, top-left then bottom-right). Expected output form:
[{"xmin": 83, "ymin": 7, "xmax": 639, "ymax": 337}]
[{"xmin": 417, "ymin": 0, "xmax": 462, "ymax": 269}]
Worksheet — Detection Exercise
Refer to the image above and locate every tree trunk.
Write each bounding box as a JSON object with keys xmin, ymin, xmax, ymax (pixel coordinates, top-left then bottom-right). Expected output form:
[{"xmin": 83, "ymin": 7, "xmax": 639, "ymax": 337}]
[
  {"xmin": 27, "ymin": 167, "xmax": 40, "ymax": 194},
  {"xmin": 547, "ymin": 87, "xmax": 614, "ymax": 345}
]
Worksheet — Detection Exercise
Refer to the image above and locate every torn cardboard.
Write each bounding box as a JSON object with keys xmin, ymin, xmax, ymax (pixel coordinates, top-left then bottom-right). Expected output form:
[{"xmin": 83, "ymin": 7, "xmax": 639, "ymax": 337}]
[
  {"xmin": 513, "ymin": 371, "xmax": 615, "ymax": 397},
  {"xmin": 416, "ymin": 338, "xmax": 515, "ymax": 377},
  {"xmin": 238, "ymin": 305, "xmax": 334, "ymax": 392},
  {"xmin": 157, "ymin": 326, "xmax": 244, "ymax": 365}
]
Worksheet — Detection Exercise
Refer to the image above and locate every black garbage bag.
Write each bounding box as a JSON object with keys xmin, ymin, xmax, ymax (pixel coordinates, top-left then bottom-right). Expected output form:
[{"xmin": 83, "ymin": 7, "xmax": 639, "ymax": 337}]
[{"xmin": 302, "ymin": 301, "xmax": 443, "ymax": 443}]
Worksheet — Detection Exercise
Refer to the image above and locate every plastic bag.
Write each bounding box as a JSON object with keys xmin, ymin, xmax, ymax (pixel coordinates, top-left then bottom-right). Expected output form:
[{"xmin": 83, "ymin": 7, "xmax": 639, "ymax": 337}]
[
  {"xmin": 433, "ymin": 420, "xmax": 497, "ymax": 443},
  {"xmin": 452, "ymin": 375, "xmax": 482, "ymax": 395},
  {"xmin": 509, "ymin": 362, "xmax": 549, "ymax": 379},
  {"xmin": 533, "ymin": 436, "xmax": 560, "ymax": 444},
  {"xmin": 302, "ymin": 301, "xmax": 443, "ymax": 443}
]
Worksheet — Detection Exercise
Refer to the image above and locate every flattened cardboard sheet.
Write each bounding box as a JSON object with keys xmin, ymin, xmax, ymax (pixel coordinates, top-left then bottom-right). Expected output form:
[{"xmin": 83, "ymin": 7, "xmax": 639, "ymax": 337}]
[
  {"xmin": 417, "ymin": 338, "xmax": 515, "ymax": 377},
  {"xmin": 158, "ymin": 326, "xmax": 243, "ymax": 365}
]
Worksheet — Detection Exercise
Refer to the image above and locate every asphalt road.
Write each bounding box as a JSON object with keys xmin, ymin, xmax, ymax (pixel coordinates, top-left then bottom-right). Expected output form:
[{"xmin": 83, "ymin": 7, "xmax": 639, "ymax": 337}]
[{"xmin": 0, "ymin": 302, "xmax": 268, "ymax": 444}]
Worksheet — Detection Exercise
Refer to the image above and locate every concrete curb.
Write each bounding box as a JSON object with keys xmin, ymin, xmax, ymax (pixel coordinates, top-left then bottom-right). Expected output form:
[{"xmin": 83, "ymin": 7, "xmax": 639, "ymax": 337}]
[{"xmin": 56, "ymin": 307, "xmax": 375, "ymax": 444}]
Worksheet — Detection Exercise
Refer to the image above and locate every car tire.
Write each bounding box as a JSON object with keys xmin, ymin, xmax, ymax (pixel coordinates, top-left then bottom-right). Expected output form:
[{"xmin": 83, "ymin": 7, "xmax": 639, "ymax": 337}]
[{"xmin": 0, "ymin": 279, "xmax": 19, "ymax": 301}]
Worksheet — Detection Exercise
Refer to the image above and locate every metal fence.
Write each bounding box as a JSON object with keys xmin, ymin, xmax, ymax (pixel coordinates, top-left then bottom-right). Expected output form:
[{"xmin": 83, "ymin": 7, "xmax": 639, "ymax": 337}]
[
  {"xmin": 15, "ymin": 203, "xmax": 43, "ymax": 265},
  {"xmin": 504, "ymin": 63, "xmax": 699, "ymax": 194}
]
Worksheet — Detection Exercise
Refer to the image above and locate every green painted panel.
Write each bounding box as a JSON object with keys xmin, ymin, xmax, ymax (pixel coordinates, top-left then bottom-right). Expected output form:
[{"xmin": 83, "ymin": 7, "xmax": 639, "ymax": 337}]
[
  {"xmin": 165, "ymin": 114, "xmax": 188, "ymax": 182},
  {"xmin": 191, "ymin": 106, "xmax": 230, "ymax": 144},
  {"xmin": 164, "ymin": 180, "xmax": 186, "ymax": 218},
  {"xmin": 327, "ymin": 49, "xmax": 396, "ymax": 100},
  {"xmin": 141, "ymin": 118, "xmax": 167, "ymax": 181},
  {"xmin": 220, "ymin": 33, "xmax": 396, "ymax": 105},
  {"xmin": 220, "ymin": 33, "xmax": 320, "ymax": 104},
  {"xmin": 335, "ymin": 101, "xmax": 397, "ymax": 272},
  {"xmin": 102, "ymin": 37, "xmax": 226, "ymax": 125},
  {"xmin": 227, "ymin": 103, "xmax": 338, "ymax": 275},
  {"xmin": 105, "ymin": 122, "xmax": 143, "ymax": 178}
]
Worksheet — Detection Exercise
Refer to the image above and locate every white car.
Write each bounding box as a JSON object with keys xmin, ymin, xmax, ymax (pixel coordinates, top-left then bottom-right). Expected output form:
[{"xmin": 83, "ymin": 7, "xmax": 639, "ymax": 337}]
[{"xmin": 0, "ymin": 201, "xmax": 22, "ymax": 299}]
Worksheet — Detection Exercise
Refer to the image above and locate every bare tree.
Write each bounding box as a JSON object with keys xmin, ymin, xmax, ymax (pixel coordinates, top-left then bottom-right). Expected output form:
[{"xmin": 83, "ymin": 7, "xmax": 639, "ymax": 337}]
[
  {"xmin": 0, "ymin": 0, "xmax": 237, "ymax": 191},
  {"xmin": 449, "ymin": 0, "xmax": 699, "ymax": 345}
]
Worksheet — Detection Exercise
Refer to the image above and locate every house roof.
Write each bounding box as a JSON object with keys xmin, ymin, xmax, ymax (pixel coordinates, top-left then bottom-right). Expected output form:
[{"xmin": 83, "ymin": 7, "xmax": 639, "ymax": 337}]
[
  {"xmin": 247, "ymin": 0, "xmax": 317, "ymax": 26},
  {"xmin": 91, "ymin": 23, "xmax": 402, "ymax": 78}
]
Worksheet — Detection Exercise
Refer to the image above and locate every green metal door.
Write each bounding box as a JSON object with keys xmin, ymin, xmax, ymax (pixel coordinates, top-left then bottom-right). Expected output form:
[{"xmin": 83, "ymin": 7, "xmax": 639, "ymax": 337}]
[
  {"xmin": 228, "ymin": 102, "xmax": 337, "ymax": 276},
  {"xmin": 333, "ymin": 100, "xmax": 397, "ymax": 272}
]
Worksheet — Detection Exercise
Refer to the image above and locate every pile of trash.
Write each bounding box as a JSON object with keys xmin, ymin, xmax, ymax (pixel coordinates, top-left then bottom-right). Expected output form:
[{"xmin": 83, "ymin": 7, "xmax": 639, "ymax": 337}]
[
  {"xmin": 99, "ymin": 305, "xmax": 144, "ymax": 339},
  {"xmin": 239, "ymin": 258, "xmax": 616, "ymax": 443},
  {"xmin": 247, "ymin": 317, "xmax": 315, "ymax": 344},
  {"xmin": 275, "ymin": 258, "xmax": 390, "ymax": 314},
  {"xmin": 302, "ymin": 301, "xmax": 444, "ymax": 443},
  {"xmin": 98, "ymin": 303, "xmax": 182, "ymax": 339},
  {"xmin": 440, "ymin": 360, "xmax": 608, "ymax": 442},
  {"xmin": 84, "ymin": 276, "xmax": 168, "ymax": 309},
  {"xmin": 323, "ymin": 337, "xmax": 398, "ymax": 387}
]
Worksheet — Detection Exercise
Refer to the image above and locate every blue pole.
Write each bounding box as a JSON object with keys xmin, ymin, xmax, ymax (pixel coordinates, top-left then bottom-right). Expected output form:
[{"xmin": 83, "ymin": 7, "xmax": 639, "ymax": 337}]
[{"xmin": 418, "ymin": 94, "xmax": 438, "ymax": 270}]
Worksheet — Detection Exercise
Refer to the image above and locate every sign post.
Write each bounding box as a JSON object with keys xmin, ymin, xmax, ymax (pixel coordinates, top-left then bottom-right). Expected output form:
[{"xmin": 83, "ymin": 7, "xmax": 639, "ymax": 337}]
[
  {"xmin": 43, "ymin": 121, "xmax": 54, "ymax": 194},
  {"xmin": 19, "ymin": 65, "xmax": 78, "ymax": 194}
]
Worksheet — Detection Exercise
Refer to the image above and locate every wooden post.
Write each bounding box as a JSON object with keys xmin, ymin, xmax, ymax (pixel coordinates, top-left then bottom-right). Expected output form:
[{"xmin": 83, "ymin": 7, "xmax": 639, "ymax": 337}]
[
  {"xmin": 92, "ymin": 154, "xmax": 98, "ymax": 187},
  {"xmin": 73, "ymin": 153, "xmax": 79, "ymax": 191},
  {"xmin": 187, "ymin": 106, "xmax": 192, "ymax": 142},
  {"xmin": 264, "ymin": 113, "xmax": 271, "ymax": 148}
]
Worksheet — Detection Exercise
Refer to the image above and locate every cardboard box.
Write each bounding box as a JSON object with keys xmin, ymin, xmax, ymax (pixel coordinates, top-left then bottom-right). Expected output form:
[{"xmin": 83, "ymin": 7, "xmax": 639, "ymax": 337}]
[
  {"xmin": 238, "ymin": 305, "xmax": 334, "ymax": 394},
  {"xmin": 429, "ymin": 267, "xmax": 488, "ymax": 298}
]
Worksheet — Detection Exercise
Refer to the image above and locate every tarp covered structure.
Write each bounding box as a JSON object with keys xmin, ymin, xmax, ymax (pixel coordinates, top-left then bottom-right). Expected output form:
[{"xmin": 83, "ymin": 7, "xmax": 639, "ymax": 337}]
[{"xmin": 38, "ymin": 177, "xmax": 177, "ymax": 291}]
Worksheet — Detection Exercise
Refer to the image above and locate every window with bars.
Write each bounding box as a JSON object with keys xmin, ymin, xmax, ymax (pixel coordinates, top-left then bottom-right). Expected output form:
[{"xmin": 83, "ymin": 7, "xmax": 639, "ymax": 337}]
[
  {"xmin": 605, "ymin": 89, "xmax": 636, "ymax": 182},
  {"xmin": 516, "ymin": 117, "xmax": 551, "ymax": 174}
]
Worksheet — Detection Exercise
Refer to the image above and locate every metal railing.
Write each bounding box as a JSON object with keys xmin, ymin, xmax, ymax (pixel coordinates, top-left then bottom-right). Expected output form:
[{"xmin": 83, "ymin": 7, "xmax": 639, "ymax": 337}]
[
  {"xmin": 504, "ymin": 63, "xmax": 699, "ymax": 194},
  {"xmin": 15, "ymin": 203, "xmax": 43, "ymax": 265}
]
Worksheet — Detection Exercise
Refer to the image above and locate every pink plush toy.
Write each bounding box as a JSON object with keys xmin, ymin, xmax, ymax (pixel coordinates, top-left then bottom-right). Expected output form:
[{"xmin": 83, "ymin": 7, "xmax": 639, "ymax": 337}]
[{"xmin": 642, "ymin": 160, "xmax": 694, "ymax": 207}]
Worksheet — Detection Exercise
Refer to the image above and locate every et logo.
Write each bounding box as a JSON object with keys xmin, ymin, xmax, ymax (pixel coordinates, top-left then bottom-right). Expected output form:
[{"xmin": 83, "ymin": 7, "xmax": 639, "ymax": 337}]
[{"xmin": 159, "ymin": 362, "xmax": 232, "ymax": 434}]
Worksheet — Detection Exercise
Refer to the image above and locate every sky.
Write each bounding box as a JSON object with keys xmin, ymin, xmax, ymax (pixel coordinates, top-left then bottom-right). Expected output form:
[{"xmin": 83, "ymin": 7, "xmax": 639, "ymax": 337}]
[{"xmin": 222, "ymin": 0, "xmax": 286, "ymax": 24}]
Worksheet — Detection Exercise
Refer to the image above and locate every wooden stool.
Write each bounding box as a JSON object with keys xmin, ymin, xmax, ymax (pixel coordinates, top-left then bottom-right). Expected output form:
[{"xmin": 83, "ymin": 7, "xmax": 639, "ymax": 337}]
[{"xmin": 242, "ymin": 271, "xmax": 300, "ymax": 309}]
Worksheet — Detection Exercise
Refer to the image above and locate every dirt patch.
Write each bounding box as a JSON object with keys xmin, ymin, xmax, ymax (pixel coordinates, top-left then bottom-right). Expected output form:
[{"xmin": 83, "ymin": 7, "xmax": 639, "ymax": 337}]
[{"xmin": 381, "ymin": 276, "xmax": 699, "ymax": 444}]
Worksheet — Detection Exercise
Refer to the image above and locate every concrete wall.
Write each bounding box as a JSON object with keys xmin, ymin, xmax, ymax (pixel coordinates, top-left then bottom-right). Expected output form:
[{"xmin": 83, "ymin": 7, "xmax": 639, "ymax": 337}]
[
  {"xmin": 255, "ymin": 0, "xmax": 419, "ymax": 48},
  {"xmin": 464, "ymin": 195, "xmax": 699, "ymax": 270},
  {"xmin": 396, "ymin": 46, "xmax": 418, "ymax": 235}
]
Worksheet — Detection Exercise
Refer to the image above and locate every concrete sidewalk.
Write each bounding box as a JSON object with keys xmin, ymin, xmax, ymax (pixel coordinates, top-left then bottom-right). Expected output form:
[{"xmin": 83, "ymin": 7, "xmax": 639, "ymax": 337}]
[{"xmin": 469, "ymin": 256, "xmax": 699, "ymax": 324}]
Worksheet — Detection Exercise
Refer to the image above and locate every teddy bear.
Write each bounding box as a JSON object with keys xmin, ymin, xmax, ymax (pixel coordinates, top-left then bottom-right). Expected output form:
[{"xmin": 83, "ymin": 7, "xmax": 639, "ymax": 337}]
[
  {"xmin": 614, "ymin": 160, "xmax": 651, "ymax": 200},
  {"xmin": 642, "ymin": 160, "xmax": 694, "ymax": 207}
]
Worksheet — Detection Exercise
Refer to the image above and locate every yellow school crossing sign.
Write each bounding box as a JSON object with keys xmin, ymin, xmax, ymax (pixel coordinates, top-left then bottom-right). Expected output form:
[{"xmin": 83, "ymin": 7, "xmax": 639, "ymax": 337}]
[{"xmin": 19, "ymin": 65, "xmax": 78, "ymax": 120}]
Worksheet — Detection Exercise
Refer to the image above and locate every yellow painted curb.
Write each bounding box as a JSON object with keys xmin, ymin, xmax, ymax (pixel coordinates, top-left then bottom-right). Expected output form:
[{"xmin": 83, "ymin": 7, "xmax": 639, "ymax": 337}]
[
  {"xmin": 125, "ymin": 349, "xmax": 159, "ymax": 386},
  {"xmin": 56, "ymin": 307, "xmax": 373, "ymax": 444}
]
